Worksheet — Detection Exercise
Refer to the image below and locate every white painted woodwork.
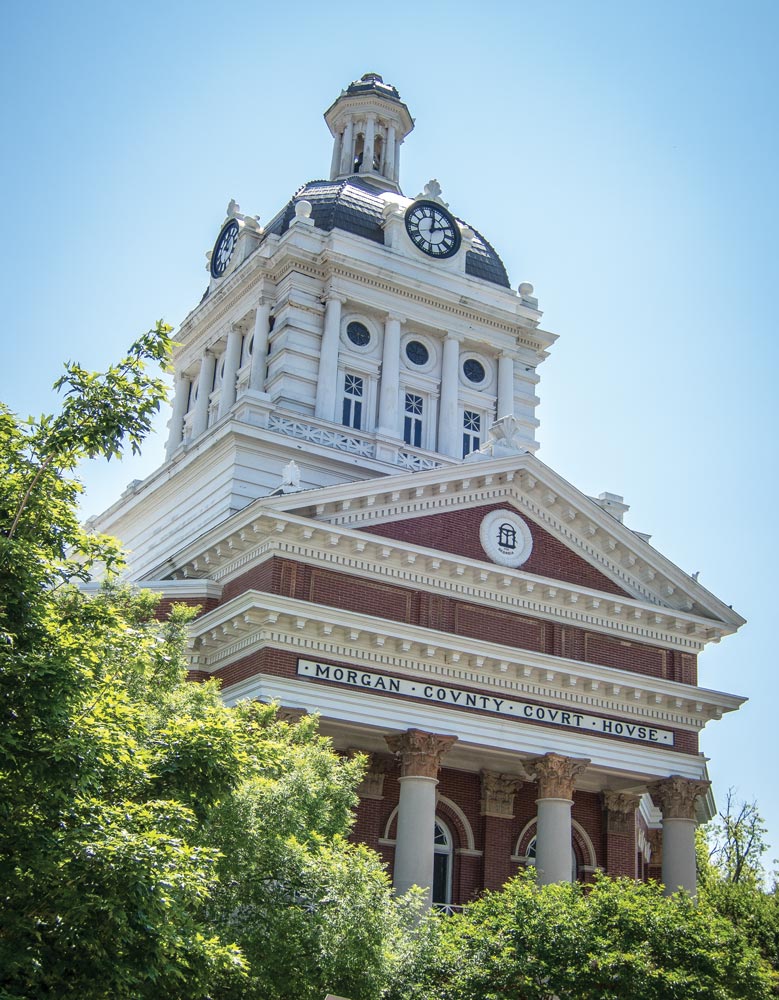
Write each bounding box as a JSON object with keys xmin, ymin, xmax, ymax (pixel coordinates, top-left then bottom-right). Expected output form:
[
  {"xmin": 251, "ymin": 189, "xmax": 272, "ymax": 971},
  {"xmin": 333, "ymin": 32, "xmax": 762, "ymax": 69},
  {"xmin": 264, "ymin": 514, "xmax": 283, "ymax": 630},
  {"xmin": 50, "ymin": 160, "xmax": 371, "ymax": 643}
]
[
  {"xmin": 535, "ymin": 797, "xmax": 575, "ymax": 885},
  {"xmin": 661, "ymin": 817, "xmax": 698, "ymax": 896},
  {"xmin": 393, "ymin": 775, "xmax": 438, "ymax": 904}
]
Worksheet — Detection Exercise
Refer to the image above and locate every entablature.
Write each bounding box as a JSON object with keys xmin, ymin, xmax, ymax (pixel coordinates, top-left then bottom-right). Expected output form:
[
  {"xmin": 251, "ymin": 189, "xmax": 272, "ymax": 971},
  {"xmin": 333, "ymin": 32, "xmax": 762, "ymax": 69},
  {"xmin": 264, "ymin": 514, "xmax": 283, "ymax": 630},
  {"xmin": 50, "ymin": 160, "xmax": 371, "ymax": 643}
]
[
  {"xmin": 185, "ymin": 590, "xmax": 744, "ymax": 732},
  {"xmin": 165, "ymin": 512, "xmax": 720, "ymax": 652}
]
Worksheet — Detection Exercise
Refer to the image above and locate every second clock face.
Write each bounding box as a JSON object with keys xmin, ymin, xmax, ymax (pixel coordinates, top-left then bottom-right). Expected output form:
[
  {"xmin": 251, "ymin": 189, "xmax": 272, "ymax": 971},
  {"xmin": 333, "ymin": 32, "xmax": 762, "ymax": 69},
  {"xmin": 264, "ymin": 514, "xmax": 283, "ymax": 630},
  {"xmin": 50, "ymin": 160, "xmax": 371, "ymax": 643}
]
[
  {"xmin": 211, "ymin": 220, "xmax": 240, "ymax": 278},
  {"xmin": 404, "ymin": 201, "xmax": 461, "ymax": 259}
]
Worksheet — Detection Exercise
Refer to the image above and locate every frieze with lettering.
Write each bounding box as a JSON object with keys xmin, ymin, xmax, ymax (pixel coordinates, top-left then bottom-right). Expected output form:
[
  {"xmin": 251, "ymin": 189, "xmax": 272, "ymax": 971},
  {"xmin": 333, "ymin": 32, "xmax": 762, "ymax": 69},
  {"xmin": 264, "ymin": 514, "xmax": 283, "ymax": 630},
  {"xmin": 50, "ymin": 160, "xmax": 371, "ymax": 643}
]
[{"xmin": 296, "ymin": 659, "xmax": 674, "ymax": 746}]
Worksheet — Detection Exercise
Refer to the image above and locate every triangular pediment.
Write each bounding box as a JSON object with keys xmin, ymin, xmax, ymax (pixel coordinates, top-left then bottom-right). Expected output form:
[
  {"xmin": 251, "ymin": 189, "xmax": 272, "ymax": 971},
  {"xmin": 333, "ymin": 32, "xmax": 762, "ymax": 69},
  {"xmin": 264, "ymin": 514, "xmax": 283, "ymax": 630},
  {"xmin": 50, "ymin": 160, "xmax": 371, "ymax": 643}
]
[
  {"xmin": 357, "ymin": 501, "xmax": 630, "ymax": 598},
  {"xmin": 266, "ymin": 452, "xmax": 743, "ymax": 632}
]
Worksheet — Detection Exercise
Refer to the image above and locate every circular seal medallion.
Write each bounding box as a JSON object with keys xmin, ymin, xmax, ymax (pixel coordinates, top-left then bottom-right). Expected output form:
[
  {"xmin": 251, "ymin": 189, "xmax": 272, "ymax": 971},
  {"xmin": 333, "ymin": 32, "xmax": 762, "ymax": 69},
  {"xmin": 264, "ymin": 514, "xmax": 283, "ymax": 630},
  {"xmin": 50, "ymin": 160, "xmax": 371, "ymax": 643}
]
[{"xmin": 479, "ymin": 509, "xmax": 533, "ymax": 568}]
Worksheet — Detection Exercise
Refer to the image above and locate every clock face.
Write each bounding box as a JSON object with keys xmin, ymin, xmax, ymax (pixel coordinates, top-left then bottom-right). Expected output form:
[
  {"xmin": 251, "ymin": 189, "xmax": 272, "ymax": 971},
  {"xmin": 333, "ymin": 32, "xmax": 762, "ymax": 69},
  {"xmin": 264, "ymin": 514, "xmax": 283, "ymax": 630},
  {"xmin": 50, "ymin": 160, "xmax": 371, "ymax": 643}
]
[
  {"xmin": 210, "ymin": 220, "xmax": 240, "ymax": 278},
  {"xmin": 404, "ymin": 201, "xmax": 461, "ymax": 259}
]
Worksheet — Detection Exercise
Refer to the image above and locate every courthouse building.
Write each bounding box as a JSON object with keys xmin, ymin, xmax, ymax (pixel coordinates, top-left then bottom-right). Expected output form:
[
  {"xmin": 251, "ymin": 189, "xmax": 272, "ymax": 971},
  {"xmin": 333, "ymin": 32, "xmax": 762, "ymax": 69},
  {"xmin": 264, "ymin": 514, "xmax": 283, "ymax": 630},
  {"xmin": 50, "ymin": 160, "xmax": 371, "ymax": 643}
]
[{"xmin": 93, "ymin": 73, "xmax": 745, "ymax": 908}]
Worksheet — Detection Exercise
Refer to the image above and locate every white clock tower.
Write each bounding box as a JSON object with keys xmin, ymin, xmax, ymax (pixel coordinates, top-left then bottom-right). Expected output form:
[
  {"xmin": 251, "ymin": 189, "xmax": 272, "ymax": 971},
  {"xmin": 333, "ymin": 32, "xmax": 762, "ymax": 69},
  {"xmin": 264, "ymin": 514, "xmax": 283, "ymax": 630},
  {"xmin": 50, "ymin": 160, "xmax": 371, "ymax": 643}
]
[
  {"xmin": 100, "ymin": 72, "xmax": 555, "ymax": 581},
  {"xmin": 93, "ymin": 75, "xmax": 745, "ymax": 908}
]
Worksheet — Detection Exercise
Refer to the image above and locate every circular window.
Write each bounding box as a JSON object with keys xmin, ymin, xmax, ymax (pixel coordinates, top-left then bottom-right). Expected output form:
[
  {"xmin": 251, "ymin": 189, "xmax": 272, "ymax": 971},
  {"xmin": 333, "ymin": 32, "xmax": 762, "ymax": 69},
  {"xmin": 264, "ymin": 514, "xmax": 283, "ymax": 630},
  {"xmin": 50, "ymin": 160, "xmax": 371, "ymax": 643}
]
[
  {"xmin": 347, "ymin": 321, "xmax": 371, "ymax": 347},
  {"xmin": 406, "ymin": 340, "xmax": 430, "ymax": 366},
  {"xmin": 463, "ymin": 358, "xmax": 486, "ymax": 384}
]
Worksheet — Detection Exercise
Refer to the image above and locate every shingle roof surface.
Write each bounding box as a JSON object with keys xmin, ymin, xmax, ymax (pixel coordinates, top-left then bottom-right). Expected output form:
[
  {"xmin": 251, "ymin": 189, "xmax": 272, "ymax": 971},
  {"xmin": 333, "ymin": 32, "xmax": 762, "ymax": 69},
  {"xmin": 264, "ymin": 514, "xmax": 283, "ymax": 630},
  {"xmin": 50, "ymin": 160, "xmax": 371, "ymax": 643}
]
[{"xmin": 263, "ymin": 177, "xmax": 511, "ymax": 288}]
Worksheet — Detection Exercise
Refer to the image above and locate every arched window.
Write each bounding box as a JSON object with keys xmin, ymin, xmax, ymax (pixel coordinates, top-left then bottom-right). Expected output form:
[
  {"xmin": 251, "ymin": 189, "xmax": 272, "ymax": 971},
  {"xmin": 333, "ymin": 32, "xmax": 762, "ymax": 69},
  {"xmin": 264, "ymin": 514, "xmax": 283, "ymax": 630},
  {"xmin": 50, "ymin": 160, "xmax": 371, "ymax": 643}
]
[
  {"xmin": 525, "ymin": 835, "xmax": 579, "ymax": 883},
  {"xmin": 353, "ymin": 134, "xmax": 365, "ymax": 172},
  {"xmin": 433, "ymin": 819, "xmax": 454, "ymax": 909}
]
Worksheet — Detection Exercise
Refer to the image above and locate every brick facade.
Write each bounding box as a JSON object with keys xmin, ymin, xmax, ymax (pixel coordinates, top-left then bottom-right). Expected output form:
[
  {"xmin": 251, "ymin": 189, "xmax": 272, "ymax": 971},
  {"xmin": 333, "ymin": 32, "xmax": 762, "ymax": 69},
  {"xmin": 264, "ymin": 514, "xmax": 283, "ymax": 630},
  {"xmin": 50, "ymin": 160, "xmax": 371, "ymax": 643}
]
[
  {"xmin": 362, "ymin": 502, "xmax": 630, "ymax": 597},
  {"xmin": 217, "ymin": 555, "xmax": 697, "ymax": 685}
]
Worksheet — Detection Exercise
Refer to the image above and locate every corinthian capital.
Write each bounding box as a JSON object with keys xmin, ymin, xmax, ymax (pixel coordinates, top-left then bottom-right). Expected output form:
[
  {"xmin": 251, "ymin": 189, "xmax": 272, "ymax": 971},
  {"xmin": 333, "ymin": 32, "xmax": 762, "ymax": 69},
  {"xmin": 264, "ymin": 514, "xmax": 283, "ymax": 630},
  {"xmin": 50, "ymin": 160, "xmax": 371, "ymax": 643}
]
[
  {"xmin": 647, "ymin": 775, "xmax": 710, "ymax": 820},
  {"xmin": 480, "ymin": 770, "xmax": 525, "ymax": 818},
  {"xmin": 532, "ymin": 752, "xmax": 590, "ymax": 800},
  {"xmin": 349, "ymin": 750, "xmax": 390, "ymax": 800},
  {"xmin": 602, "ymin": 790, "xmax": 641, "ymax": 835},
  {"xmin": 385, "ymin": 728, "xmax": 457, "ymax": 778}
]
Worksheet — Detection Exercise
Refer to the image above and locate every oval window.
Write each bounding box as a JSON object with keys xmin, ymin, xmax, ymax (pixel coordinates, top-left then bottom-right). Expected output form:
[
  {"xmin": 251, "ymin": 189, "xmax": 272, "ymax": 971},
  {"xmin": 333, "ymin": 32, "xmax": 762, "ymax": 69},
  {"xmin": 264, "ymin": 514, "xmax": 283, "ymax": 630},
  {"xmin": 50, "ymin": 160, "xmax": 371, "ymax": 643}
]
[
  {"xmin": 347, "ymin": 321, "xmax": 371, "ymax": 347},
  {"xmin": 463, "ymin": 358, "xmax": 486, "ymax": 383},
  {"xmin": 406, "ymin": 340, "xmax": 430, "ymax": 366}
]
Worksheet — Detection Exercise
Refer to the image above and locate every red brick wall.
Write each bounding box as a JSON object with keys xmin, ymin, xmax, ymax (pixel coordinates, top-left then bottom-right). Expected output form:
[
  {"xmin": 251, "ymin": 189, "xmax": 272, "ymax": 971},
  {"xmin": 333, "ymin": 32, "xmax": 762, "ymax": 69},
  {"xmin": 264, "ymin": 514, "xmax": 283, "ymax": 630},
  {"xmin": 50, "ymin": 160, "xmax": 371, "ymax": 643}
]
[
  {"xmin": 218, "ymin": 556, "xmax": 697, "ymax": 684},
  {"xmin": 221, "ymin": 559, "xmax": 277, "ymax": 603},
  {"xmin": 155, "ymin": 595, "xmax": 219, "ymax": 618},
  {"xmin": 362, "ymin": 502, "xmax": 630, "ymax": 597},
  {"xmin": 351, "ymin": 771, "xmax": 623, "ymax": 900}
]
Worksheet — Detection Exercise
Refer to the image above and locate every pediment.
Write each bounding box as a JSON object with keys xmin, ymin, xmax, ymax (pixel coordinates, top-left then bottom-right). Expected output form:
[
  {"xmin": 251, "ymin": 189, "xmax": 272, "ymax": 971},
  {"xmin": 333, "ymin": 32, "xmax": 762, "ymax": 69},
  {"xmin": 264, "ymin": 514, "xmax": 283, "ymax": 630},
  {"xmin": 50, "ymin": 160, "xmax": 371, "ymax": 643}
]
[
  {"xmin": 358, "ymin": 501, "xmax": 630, "ymax": 598},
  {"xmin": 270, "ymin": 452, "xmax": 743, "ymax": 632}
]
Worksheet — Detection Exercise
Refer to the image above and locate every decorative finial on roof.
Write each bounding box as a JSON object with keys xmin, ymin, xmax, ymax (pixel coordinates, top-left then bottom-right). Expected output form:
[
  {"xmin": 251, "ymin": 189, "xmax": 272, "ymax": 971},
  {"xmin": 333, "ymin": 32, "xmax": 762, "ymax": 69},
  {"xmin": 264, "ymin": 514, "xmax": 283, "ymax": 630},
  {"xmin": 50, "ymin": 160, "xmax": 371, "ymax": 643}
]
[
  {"xmin": 416, "ymin": 179, "xmax": 448, "ymax": 207},
  {"xmin": 281, "ymin": 460, "xmax": 302, "ymax": 492},
  {"xmin": 464, "ymin": 415, "xmax": 529, "ymax": 463}
]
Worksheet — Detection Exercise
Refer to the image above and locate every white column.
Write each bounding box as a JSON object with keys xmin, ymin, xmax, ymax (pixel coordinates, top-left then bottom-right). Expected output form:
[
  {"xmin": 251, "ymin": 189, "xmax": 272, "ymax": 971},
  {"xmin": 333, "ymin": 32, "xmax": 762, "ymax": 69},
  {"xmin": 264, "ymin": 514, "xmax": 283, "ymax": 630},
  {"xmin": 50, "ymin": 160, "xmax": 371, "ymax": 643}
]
[
  {"xmin": 532, "ymin": 753, "xmax": 589, "ymax": 886},
  {"xmin": 378, "ymin": 125, "xmax": 387, "ymax": 174},
  {"xmin": 536, "ymin": 799, "xmax": 575, "ymax": 884},
  {"xmin": 394, "ymin": 775, "xmax": 438, "ymax": 901},
  {"xmin": 218, "ymin": 325, "xmax": 243, "ymax": 418},
  {"xmin": 497, "ymin": 352, "xmax": 515, "ymax": 419},
  {"xmin": 648, "ymin": 776, "xmax": 710, "ymax": 897},
  {"xmin": 386, "ymin": 125, "xmax": 397, "ymax": 182},
  {"xmin": 165, "ymin": 374, "xmax": 190, "ymax": 459},
  {"xmin": 191, "ymin": 351, "xmax": 216, "ymax": 438},
  {"xmin": 314, "ymin": 294, "xmax": 344, "ymax": 422},
  {"xmin": 662, "ymin": 819, "xmax": 698, "ymax": 895},
  {"xmin": 386, "ymin": 729, "xmax": 457, "ymax": 909},
  {"xmin": 361, "ymin": 114, "xmax": 376, "ymax": 173},
  {"xmin": 437, "ymin": 334, "xmax": 461, "ymax": 458},
  {"xmin": 248, "ymin": 298, "xmax": 272, "ymax": 393},
  {"xmin": 339, "ymin": 120, "xmax": 354, "ymax": 175},
  {"xmin": 393, "ymin": 140, "xmax": 401, "ymax": 184},
  {"xmin": 330, "ymin": 130, "xmax": 343, "ymax": 180},
  {"xmin": 377, "ymin": 313, "xmax": 403, "ymax": 437}
]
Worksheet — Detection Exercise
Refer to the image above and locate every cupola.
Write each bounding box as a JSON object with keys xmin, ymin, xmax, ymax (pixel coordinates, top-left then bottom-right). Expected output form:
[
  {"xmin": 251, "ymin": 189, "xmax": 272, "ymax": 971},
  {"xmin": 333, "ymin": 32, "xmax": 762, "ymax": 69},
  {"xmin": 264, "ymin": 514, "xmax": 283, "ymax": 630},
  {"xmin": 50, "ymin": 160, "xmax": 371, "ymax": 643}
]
[{"xmin": 324, "ymin": 72, "xmax": 414, "ymax": 193}]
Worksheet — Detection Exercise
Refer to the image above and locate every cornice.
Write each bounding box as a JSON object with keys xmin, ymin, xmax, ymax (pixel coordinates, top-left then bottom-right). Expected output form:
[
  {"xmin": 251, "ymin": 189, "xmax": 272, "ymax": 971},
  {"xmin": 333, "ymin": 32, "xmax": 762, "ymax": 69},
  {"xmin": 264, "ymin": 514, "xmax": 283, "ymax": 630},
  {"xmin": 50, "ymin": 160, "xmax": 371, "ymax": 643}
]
[
  {"xmin": 176, "ymin": 228, "xmax": 552, "ymax": 363},
  {"xmin": 269, "ymin": 454, "xmax": 744, "ymax": 631},
  {"xmin": 187, "ymin": 591, "xmax": 744, "ymax": 731},
  {"xmin": 158, "ymin": 462, "xmax": 741, "ymax": 643},
  {"xmin": 168, "ymin": 516, "xmax": 714, "ymax": 652}
]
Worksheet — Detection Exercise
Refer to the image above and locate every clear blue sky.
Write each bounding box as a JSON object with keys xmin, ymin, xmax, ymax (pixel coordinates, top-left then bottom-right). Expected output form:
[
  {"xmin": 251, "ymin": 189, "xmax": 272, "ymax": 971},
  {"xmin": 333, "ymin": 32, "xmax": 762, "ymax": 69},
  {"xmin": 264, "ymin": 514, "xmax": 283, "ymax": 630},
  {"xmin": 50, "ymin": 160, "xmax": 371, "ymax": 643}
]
[{"xmin": 2, "ymin": 1, "xmax": 777, "ymax": 866}]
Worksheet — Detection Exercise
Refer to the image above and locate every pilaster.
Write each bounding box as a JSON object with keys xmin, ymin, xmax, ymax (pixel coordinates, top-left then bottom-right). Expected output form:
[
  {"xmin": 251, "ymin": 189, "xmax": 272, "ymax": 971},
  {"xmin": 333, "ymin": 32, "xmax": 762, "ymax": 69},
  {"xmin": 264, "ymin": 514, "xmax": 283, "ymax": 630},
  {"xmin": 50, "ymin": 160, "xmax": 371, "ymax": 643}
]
[
  {"xmin": 166, "ymin": 373, "xmax": 191, "ymax": 458},
  {"xmin": 315, "ymin": 293, "xmax": 346, "ymax": 422},
  {"xmin": 376, "ymin": 313, "xmax": 404, "ymax": 438},
  {"xmin": 480, "ymin": 770, "xmax": 524, "ymax": 891},
  {"xmin": 602, "ymin": 790, "xmax": 640, "ymax": 878},
  {"xmin": 438, "ymin": 334, "xmax": 462, "ymax": 458},
  {"xmin": 497, "ymin": 351, "xmax": 516, "ymax": 419},
  {"xmin": 248, "ymin": 297, "xmax": 272, "ymax": 395},
  {"xmin": 218, "ymin": 324, "xmax": 244, "ymax": 418},
  {"xmin": 192, "ymin": 350, "xmax": 216, "ymax": 439}
]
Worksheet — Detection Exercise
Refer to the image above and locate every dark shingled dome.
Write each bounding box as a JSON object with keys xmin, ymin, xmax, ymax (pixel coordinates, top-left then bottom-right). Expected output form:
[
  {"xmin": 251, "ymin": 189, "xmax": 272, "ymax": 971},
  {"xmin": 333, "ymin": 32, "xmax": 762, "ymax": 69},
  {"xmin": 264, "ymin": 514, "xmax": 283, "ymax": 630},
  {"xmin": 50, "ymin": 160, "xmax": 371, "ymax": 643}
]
[{"xmin": 263, "ymin": 177, "xmax": 511, "ymax": 288}]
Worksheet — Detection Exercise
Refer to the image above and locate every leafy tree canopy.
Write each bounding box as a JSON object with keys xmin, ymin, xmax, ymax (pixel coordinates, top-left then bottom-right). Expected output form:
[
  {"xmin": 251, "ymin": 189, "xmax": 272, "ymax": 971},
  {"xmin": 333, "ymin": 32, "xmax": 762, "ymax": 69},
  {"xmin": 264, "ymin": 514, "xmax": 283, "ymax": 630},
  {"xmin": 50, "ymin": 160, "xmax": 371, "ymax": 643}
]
[
  {"xmin": 0, "ymin": 326, "xmax": 405, "ymax": 999},
  {"xmin": 388, "ymin": 872, "xmax": 777, "ymax": 1000}
]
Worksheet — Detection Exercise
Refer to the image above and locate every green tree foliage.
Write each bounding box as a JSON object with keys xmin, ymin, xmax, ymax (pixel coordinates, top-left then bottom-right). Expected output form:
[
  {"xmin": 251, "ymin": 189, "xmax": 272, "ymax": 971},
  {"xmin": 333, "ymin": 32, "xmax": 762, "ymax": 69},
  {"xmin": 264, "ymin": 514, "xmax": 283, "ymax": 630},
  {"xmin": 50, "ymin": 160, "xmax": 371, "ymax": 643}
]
[
  {"xmin": 704, "ymin": 789, "xmax": 769, "ymax": 885},
  {"xmin": 0, "ymin": 328, "xmax": 403, "ymax": 999},
  {"xmin": 387, "ymin": 872, "xmax": 777, "ymax": 1000},
  {"xmin": 0, "ymin": 325, "xmax": 243, "ymax": 997},
  {"xmin": 700, "ymin": 795, "xmax": 779, "ymax": 989},
  {"xmin": 204, "ymin": 709, "xmax": 408, "ymax": 1000}
]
